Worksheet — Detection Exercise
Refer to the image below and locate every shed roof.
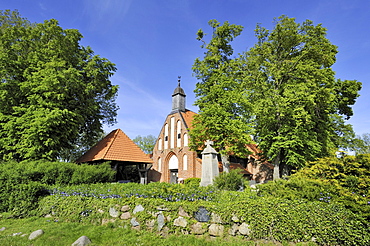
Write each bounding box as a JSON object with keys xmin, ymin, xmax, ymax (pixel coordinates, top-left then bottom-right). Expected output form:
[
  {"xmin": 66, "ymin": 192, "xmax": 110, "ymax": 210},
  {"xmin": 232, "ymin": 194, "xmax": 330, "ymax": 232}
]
[{"xmin": 76, "ymin": 129, "xmax": 153, "ymax": 164}]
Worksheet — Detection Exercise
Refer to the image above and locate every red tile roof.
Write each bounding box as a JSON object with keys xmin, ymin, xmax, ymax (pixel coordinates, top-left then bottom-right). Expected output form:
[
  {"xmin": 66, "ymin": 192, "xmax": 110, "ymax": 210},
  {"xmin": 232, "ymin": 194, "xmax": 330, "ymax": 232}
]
[
  {"xmin": 180, "ymin": 110, "xmax": 197, "ymax": 130},
  {"xmin": 76, "ymin": 129, "xmax": 153, "ymax": 164}
]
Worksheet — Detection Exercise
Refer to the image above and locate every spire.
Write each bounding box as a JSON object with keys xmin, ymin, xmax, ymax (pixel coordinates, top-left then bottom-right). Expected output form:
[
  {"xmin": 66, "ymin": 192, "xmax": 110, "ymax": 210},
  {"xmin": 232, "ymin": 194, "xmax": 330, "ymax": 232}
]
[
  {"xmin": 172, "ymin": 76, "xmax": 186, "ymax": 112},
  {"xmin": 172, "ymin": 76, "xmax": 186, "ymax": 97}
]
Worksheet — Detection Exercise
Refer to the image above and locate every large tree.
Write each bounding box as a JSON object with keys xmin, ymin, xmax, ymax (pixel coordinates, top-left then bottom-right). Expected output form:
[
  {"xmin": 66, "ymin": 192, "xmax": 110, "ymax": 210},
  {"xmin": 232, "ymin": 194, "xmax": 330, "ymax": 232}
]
[
  {"xmin": 242, "ymin": 16, "xmax": 361, "ymax": 179},
  {"xmin": 0, "ymin": 10, "xmax": 118, "ymax": 161},
  {"xmin": 190, "ymin": 20, "xmax": 254, "ymax": 172},
  {"xmin": 351, "ymin": 133, "xmax": 370, "ymax": 155},
  {"xmin": 133, "ymin": 135, "xmax": 156, "ymax": 154}
]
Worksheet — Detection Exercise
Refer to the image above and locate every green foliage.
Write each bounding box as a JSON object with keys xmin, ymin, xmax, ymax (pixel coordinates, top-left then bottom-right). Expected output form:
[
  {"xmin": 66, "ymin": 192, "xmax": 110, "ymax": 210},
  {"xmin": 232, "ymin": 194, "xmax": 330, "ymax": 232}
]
[
  {"xmin": 292, "ymin": 154, "xmax": 370, "ymax": 219},
  {"xmin": 34, "ymin": 182, "xmax": 369, "ymax": 245},
  {"xmin": 190, "ymin": 19, "xmax": 254, "ymax": 170},
  {"xmin": 213, "ymin": 169, "xmax": 244, "ymax": 191},
  {"xmin": 241, "ymin": 16, "xmax": 361, "ymax": 178},
  {"xmin": 183, "ymin": 177, "xmax": 201, "ymax": 187},
  {"xmin": 0, "ymin": 160, "xmax": 115, "ymax": 214},
  {"xmin": 0, "ymin": 10, "xmax": 118, "ymax": 161},
  {"xmin": 132, "ymin": 135, "xmax": 157, "ymax": 154},
  {"xmin": 0, "ymin": 181, "xmax": 47, "ymax": 215},
  {"xmin": 0, "ymin": 217, "xmax": 257, "ymax": 246},
  {"xmin": 350, "ymin": 133, "xmax": 370, "ymax": 154}
]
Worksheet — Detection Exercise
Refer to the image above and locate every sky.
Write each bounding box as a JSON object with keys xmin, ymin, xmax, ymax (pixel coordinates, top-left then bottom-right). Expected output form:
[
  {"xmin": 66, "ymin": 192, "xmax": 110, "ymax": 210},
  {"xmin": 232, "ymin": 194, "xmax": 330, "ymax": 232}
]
[{"xmin": 1, "ymin": 0, "xmax": 369, "ymax": 140}]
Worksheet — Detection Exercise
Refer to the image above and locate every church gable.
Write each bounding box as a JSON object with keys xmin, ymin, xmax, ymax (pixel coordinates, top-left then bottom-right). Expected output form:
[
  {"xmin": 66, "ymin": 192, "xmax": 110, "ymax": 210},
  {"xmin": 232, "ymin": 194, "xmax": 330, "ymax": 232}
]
[{"xmin": 154, "ymin": 111, "xmax": 194, "ymax": 152}]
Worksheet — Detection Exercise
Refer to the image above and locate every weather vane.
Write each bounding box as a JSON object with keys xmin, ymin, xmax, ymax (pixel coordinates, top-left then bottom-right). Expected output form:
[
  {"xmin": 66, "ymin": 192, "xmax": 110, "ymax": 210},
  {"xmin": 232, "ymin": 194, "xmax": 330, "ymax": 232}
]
[{"xmin": 178, "ymin": 76, "xmax": 181, "ymax": 87}]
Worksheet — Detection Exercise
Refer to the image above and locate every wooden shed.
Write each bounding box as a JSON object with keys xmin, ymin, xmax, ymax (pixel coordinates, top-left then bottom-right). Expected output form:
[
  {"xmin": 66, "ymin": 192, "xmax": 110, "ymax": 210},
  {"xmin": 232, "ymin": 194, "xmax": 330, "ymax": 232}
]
[{"xmin": 76, "ymin": 129, "xmax": 153, "ymax": 183}]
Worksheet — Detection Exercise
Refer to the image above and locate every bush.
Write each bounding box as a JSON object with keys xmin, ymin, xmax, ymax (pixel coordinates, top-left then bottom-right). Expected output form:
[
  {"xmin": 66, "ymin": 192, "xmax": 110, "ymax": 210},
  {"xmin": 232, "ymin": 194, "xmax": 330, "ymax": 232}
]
[
  {"xmin": 0, "ymin": 160, "xmax": 115, "ymax": 214},
  {"xmin": 183, "ymin": 177, "xmax": 200, "ymax": 187},
  {"xmin": 37, "ymin": 182, "xmax": 370, "ymax": 245},
  {"xmin": 213, "ymin": 169, "xmax": 244, "ymax": 191},
  {"xmin": 0, "ymin": 180, "xmax": 47, "ymax": 216}
]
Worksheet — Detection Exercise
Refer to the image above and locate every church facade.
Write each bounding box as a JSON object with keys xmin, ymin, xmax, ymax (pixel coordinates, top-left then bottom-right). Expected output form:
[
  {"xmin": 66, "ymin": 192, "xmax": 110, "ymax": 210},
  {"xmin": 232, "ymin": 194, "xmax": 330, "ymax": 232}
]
[{"xmin": 149, "ymin": 82, "xmax": 273, "ymax": 184}]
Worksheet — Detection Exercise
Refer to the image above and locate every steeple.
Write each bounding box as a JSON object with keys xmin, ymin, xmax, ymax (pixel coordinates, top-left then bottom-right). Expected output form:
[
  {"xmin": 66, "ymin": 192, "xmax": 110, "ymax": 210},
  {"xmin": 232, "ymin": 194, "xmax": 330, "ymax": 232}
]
[{"xmin": 172, "ymin": 76, "xmax": 186, "ymax": 112}]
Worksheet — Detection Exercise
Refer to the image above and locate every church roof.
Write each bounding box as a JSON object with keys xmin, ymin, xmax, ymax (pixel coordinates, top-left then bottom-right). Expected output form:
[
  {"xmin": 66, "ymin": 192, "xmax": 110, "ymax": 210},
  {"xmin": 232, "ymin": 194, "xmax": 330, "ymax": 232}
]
[
  {"xmin": 179, "ymin": 110, "xmax": 197, "ymax": 129},
  {"xmin": 76, "ymin": 129, "xmax": 153, "ymax": 164}
]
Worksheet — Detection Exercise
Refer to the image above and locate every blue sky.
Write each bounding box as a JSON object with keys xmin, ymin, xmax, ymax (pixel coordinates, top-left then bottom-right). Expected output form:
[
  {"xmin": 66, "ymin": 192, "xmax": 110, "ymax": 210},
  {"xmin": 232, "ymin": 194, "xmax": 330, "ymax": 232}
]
[{"xmin": 1, "ymin": 0, "xmax": 369, "ymax": 139}]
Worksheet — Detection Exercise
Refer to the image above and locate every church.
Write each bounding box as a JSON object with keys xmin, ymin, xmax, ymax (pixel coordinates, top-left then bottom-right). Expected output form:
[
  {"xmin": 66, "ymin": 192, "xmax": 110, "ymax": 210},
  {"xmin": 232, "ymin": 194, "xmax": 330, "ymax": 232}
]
[{"xmin": 148, "ymin": 80, "xmax": 273, "ymax": 184}]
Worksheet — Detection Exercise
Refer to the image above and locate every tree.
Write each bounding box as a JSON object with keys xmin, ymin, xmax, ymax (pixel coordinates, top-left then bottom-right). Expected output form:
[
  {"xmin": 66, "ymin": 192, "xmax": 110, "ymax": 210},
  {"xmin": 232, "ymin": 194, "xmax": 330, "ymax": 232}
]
[
  {"xmin": 58, "ymin": 131, "xmax": 106, "ymax": 162},
  {"xmin": 133, "ymin": 135, "xmax": 156, "ymax": 154},
  {"xmin": 242, "ymin": 16, "xmax": 361, "ymax": 179},
  {"xmin": 190, "ymin": 20, "xmax": 254, "ymax": 172},
  {"xmin": 0, "ymin": 10, "xmax": 118, "ymax": 161},
  {"xmin": 351, "ymin": 133, "xmax": 370, "ymax": 155}
]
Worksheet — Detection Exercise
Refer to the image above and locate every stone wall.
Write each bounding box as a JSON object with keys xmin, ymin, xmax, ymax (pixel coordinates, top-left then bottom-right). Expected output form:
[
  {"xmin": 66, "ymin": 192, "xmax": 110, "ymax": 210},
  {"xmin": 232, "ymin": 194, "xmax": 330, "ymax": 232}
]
[{"xmin": 92, "ymin": 203, "xmax": 252, "ymax": 238}]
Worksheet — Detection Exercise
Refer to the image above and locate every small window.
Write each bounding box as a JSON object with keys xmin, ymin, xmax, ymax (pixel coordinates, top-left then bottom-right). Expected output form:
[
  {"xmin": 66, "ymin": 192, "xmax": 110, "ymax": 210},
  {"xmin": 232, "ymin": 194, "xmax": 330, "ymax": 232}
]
[
  {"xmin": 177, "ymin": 133, "xmax": 181, "ymax": 139},
  {"xmin": 165, "ymin": 136, "xmax": 168, "ymax": 141}
]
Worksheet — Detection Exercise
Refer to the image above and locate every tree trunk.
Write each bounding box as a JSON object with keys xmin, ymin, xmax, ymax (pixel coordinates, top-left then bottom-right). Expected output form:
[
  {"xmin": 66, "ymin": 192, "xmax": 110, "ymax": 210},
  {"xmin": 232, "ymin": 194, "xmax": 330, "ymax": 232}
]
[
  {"xmin": 221, "ymin": 153, "xmax": 230, "ymax": 173},
  {"xmin": 273, "ymin": 152, "xmax": 281, "ymax": 180}
]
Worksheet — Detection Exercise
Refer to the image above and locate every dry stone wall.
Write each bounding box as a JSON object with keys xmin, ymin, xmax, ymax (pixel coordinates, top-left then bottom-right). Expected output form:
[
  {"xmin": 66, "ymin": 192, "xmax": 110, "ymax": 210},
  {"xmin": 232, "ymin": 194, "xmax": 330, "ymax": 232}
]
[{"xmin": 93, "ymin": 203, "xmax": 252, "ymax": 238}]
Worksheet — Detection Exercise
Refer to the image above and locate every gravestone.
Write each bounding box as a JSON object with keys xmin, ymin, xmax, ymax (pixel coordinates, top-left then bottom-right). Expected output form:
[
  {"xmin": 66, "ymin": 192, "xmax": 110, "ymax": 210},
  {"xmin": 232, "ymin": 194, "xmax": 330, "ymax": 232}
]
[{"xmin": 200, "ymin": 140, "xmax": 219, "ymax": 186}]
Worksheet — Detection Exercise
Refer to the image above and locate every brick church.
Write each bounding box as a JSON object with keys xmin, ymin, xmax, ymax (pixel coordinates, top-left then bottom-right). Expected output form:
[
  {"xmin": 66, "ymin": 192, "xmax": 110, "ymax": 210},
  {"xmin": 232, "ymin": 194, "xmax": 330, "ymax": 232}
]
[{"xmin": 148, "ymin": 81, "xmax": 273, "ymax": 184}]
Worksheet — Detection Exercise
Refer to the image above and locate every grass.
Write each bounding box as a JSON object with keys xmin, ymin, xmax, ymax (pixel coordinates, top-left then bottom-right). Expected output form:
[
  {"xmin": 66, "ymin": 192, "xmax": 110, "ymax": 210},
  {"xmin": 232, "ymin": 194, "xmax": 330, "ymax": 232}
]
[
  {"xmin": 0, "ymin": 215, "xmax": 317, "ymax": 246},
  {"xmin": 0, "ymin": 215, "xmax": 259, "ymax": 246}
]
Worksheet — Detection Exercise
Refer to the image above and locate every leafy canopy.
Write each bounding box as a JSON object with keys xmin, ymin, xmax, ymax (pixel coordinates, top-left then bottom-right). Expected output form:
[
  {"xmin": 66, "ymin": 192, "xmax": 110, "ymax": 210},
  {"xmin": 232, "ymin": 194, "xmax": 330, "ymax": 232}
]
[
  {"xmin": 133, "ymin": 135, "xmax": 156, "ymax": 154},
  {"xmin": 0, "ymin": 10, "xmax": 118, "ymax": 161},
  {"xmin": 190, "ymin": 20, "xmax": 254, "ymax": 162},
  {"xmin": 241, "ymin": 16, "xmax": 361, "ymax": 177}
]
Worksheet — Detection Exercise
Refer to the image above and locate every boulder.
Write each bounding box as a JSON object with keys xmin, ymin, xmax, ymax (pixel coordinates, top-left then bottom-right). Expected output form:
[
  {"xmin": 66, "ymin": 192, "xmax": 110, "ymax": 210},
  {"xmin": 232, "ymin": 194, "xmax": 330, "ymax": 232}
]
[
  {"xmin": 71, "ymin": 235, "xmax": 91, "ymax": 246},
  {"xmin": 190, "ymin": 222, "xmax": 207, "ymax": 235},
  {"xmin": 120, "ymin": 205, "xmax": 130, "ymax": 212},
  {"xmin": 239, "ymin": 223, "xmax": 251, "ymax": 235},
  {"xmin": 173, "ymin": 216, "xmax": 188, "ymax": 227},
  {"xmin": 208, "ymin": 224, "xmax": 224, "ymax": 237},
  {"xmin": 28, "ymin": 229, "xmax": 44, "ymax": 240},
  {"xmin": 178, "ymin": 206, "xmax": 190, "ymax": 217},
  {"xmin": 133, "ymin": 204, "xmax": 144, "ymax": 214},
  {"xmin": 120, "ymin": 212, "xmax": 131, "ymax": 220},
  {"xmin": 109, "ymin": 207, "xmax": 120, "ymax": 218},
  {"xmin": 157, "ymin": 212, "xmax": 165, "ymax": 231},
  {"xmin": 130, "ymin": 217, "xmax": 140, "ymax": 227}
]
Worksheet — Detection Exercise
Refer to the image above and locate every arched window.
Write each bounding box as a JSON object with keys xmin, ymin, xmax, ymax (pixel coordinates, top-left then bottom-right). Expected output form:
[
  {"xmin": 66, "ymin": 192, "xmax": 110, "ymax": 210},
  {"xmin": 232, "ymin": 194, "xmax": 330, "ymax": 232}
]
[
  {"xmin": 177, "ymin": 120, "xmax": 181, "ymax": 147},
  {"xmin": 164, "ymin": 123, "xmax": 168, "ymax": 149},
  {"xmin": 170, "ymin": 117, "xmax": 175, "ymax": 148},
  {"xmin": 183, "ymin": 133, "xmax": 188, "ymax": 147},
  {"xmin": 158, "ymin": 138, "xmax": 162, "ymax": 151},
  {"xmin": 183, "ymin": 154, "xmax": 188, "ymax": 171},
  {"xmin": 168, "ymin": 155, "xmax": 178, "ymax": 169},
  {"xmin": 158, "ymin": 157, "xmax": 162, "ymax": 172}
]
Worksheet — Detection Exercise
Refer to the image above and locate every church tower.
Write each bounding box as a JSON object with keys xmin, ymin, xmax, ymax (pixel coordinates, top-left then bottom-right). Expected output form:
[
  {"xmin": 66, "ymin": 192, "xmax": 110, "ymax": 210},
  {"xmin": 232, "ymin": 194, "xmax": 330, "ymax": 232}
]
[{"xmin": 171, "ymin": 76, "xmax": 186, "ymax": 112}]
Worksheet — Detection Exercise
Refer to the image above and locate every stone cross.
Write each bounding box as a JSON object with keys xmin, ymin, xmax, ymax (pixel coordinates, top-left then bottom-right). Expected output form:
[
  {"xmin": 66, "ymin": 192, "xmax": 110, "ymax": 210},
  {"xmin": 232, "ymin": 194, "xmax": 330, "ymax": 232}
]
[
  {"xmin": 200, "ymin": 140, "xmax": 219, "ymax": 186},
  {"xmin": 205, "ymin": 140, "xmax": 213, "ymax": 147}
]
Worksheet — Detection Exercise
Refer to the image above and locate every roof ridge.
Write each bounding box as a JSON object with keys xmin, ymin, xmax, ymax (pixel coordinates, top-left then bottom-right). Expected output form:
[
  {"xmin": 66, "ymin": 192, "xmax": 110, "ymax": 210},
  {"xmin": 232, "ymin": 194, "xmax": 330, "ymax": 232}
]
[{"xmin": 101, "ymin": 129, "xmax": 119, "ymax": 159}]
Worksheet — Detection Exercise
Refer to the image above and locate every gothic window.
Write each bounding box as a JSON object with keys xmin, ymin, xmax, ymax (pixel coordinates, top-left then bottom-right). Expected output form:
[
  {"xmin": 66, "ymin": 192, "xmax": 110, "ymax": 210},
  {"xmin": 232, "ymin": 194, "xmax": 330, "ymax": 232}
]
[
  {"xmin": 183, "ymin": 154, "xmax": 188, "ymax": 171},
  {"xmin": 170, "ymin": 117, "xmax": 175, "ymax": 148},
  {"xmin": 158, "ymin": 157, "xmax": 162, "ymax": 172},
  {"xmin": 164, "ymin": 123, "xmax": 168, "ymax": 149},
  {"xmin": 158, "ymin": 138, "xmax": 162, "ymax": 151},
  {"xmin": 177, "ymin": 120, "xmax": 181, "ymax": 147},
  {"xmin": 183, "ymin": 133, "xmax": 188, "ymax": 147}
]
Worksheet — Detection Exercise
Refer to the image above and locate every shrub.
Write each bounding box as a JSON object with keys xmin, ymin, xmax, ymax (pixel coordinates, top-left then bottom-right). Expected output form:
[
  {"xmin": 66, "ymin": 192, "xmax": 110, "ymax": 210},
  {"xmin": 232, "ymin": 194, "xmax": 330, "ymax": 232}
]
[
  {"xmin": 213, "ymin": 169, "xmax": 244, "ymax": 191},
  {"xmin": 37, "ymin": 182, "xmax": 370, "ymax": 245},
  {"xmin": 183, "ymin": 177, "xmax": 200, "ymax": 187},
  {"xmin": 0, "ymin": 160, "xmax": 115, "ymax": 214},
  {"xmin": 0, "ymin": 180, "xmax": 48, "ymax": 216}
]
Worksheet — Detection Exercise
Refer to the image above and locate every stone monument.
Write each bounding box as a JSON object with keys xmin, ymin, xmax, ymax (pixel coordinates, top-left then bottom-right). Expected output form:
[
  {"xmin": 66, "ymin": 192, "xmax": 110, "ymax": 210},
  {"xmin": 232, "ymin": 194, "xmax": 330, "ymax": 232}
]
[{"xmin": 200, "ymin": 140, "xmax": 219, "ymax": 186}]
